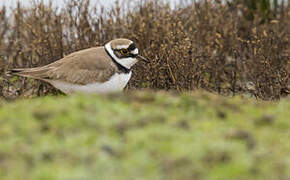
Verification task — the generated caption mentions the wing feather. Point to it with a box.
[8,47,117,85]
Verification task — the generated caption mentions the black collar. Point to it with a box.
[104,47,130,74]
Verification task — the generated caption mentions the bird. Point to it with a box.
[7,38,149,94]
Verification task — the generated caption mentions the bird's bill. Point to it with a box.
[137,55,149,63]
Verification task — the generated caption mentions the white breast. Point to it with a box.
[50,72,132,94]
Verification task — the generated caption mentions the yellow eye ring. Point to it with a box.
[120,49,129,55]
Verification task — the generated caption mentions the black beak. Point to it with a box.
[137,55,149,63]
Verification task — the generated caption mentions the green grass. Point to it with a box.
[0,91,289,180]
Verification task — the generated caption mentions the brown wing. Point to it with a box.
[8,47,117,85]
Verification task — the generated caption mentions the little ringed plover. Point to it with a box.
[7,38,148,94]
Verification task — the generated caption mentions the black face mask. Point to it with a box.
[128,43,137,51]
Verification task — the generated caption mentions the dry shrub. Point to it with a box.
[0,0,289,100]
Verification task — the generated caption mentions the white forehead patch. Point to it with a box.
[131,48,139,55]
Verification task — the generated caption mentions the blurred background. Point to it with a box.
[0,0,290,100]
[0,0,289,100]
[0,0,181,10]
[0,1,289,180]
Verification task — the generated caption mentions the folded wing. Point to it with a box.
[7,47,116,85]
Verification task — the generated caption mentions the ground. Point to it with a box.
[0,91,289,180]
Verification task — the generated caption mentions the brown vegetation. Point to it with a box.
[0,0,289,100]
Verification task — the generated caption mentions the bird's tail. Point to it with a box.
[5,67,50,80]
[5,68,29,77]
[6,69,22,76]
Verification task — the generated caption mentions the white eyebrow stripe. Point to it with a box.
[131,48,138,55]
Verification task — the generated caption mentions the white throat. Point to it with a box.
[105,43,138,69]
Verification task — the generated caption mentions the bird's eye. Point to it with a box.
[120,49,129,55]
